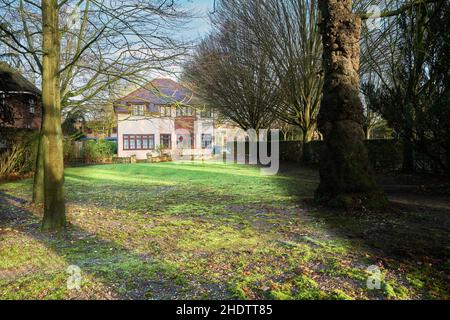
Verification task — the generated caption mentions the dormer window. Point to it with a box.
[159,105,172,117]
[131,104,145,116]
[29,99,35,114]
[176,106,194,117]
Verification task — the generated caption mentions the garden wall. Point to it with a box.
[279,139,404,172]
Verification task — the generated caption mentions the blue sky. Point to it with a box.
[179,0,215,41]
[145,0,215,79]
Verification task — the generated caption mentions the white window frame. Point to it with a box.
[131,104,145,116]
[201,134,213,149]
[159,105,172,117]
[176,106,194,117]
[28,98,36,114]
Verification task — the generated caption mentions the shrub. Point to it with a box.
[0,144,26,177]
[306,141,323,164]
[64,138,74,161]
[83,139,116,162]
[0,128,38,179]
[279,140,322,164]
[155,144,166,156]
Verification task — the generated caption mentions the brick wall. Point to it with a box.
[0,94,41,130]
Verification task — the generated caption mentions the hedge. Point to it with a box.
[83,139,116,163]
[279,139,404,172]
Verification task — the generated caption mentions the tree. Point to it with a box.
[360,82,390,139]
[314,0,440,206]
[40,0,65,229]
[1,0,190,201]
[184,21,279,132]
[363,0,450,174]
[1,0,190,229]
[209,0,323,161]
[315,0,382,207]
[61,108,85,137]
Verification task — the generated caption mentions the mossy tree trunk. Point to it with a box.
[41,0,66,230]
[315,0,385,208]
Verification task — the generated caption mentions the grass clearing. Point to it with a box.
[0,162,448,299]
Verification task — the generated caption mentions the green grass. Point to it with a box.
[0,162,448,300]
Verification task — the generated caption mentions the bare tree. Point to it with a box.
[0,0,190,229]
[225,0,323,157]
[184,19,279,132]
[0,0,190,108]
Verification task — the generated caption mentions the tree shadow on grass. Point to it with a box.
[273,164,450,293]
[0,191,194,300]
[274,163,450,261]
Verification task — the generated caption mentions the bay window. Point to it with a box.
[123,135,154,151]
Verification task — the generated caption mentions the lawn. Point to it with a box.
[0,162,448,300]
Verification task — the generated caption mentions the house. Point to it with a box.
[0,62,42,150]
[115,78,226,160]
[0,62,42,130]
[73,103,118,140]
[72,119,118,140]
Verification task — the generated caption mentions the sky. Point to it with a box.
[151,0,215,79]
[179,0,215,41]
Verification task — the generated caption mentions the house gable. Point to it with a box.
[114,78,202,115]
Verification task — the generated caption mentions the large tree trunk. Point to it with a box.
[315,0,385,208]
[32,133,44,204]
[41,0,66,230]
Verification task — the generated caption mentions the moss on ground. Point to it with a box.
[0,162,448,300]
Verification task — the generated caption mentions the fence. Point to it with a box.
[280,139,403,170]
[278,139,442,173]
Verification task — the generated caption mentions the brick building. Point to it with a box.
[0,62,42,131]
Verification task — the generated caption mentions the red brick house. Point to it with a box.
[0,62,42,131]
